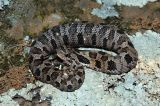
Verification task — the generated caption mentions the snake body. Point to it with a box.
[29,22,138,92]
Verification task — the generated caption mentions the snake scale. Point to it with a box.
[29,22,138,92]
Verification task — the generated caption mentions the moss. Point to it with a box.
[33,0,83,22]
[0,8,12,31]
[0,31,25,72]
[10,54,24,66]
[0,54,10,71]
[0,48,26,72]
[104,17,122,26]
[33,0,55,20]
[57,0,83,21]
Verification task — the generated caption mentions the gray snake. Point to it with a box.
[29,22,138,92]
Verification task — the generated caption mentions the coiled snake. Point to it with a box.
[29,22,138,92]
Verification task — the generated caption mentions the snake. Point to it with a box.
[29,22,138,92]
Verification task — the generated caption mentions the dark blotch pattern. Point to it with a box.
[30,47,42,54]
[51,39,57,48]
[92,34,96,46]
[61,80,67,85]
[103,38,107,48]
[43,47,50,54]
[44,63,51,66]
[77,71,83,77]
[98,51,105,55]
[63,35,69,45]
[107,60,116,70]
[99,26,109,35]
[124,54,133,64]
[67,85,72,90]
[35,68,41,76]
[117,29,125,34]
[38,35,48,44]
[89,52,97,59]
[77,33,84,46]
[117,36,126,45]
[108,29,115,40]
[46,75,50,81]
[76,54,90,64]
[68,75,73,80]
[128,41,134,48]
[101,56,108,61]
[84,23,94,34]
[95,60,101,68]
[51,72,59,80]
[119,47,128,53]
[42,67,50,74]
[34,59,43,66]
[78,79,82,83]
[55,81,60,87]
[68,23,78,34]
[111,42,115,50]
[29,56,33,64]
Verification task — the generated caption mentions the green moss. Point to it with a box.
[33,0,54,20]
[57,0,83,21]
[0,31,25,71]
[10,54,24,66]
[104,17,122,26]
[153,7,160,13]
[0,49,25,71]
[33,0,83,22]
[0,54,10,71]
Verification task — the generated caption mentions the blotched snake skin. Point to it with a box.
[29,22,138,92]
